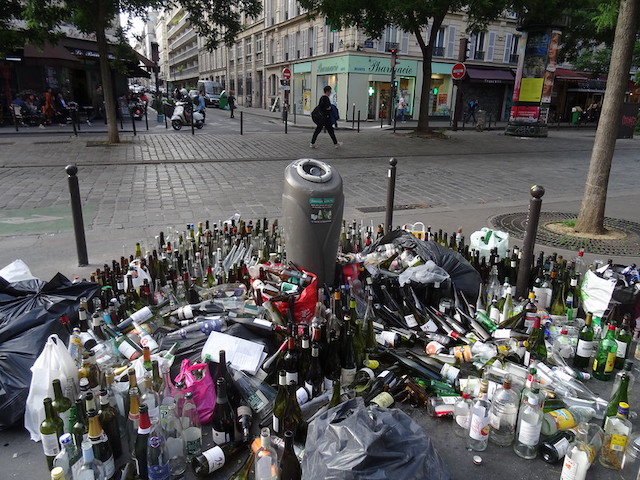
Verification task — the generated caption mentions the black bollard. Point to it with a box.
[284,108,288,134]
[393,111,397,133]
[144,105,149,131]
[66,165,89,266]
[380,115,383,129]
[240,111,244,135]
[516,185,546,299]
[191,114,195,135]
[352,103,355,130]
[119,107,124,130]
[357,110,361,133]
[131,110,137,136]
[164,104,168,129]
[385,158,398,234]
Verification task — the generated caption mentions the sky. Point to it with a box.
[120,13,145,45]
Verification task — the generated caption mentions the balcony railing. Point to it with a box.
[509,53,519,64]
[168,28,197,52]
[433,46,445,57]
[474,51,485,61]
[168,45,198,65]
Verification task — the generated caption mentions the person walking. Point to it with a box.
[227,91,236,118]
[41,88,56,127]
[396,94,406,122]
[310,85,342,148]
[196,91,206,122]
[466,98,479,125]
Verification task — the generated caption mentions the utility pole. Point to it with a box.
[452,38,468,131]
[387,43,399,125]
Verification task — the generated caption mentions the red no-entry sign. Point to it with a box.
[282,68,292,79]
[451,63,466,80]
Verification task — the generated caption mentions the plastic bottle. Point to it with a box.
[513,387,543,459]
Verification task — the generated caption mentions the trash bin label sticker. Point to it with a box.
[309,197,334,224]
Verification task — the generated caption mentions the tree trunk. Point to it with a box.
[95,1,120,144]
[574,0,639,234]
[414,15,445,133]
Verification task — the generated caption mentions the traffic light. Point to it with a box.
[393,80,399,87]
[433,87,439,95]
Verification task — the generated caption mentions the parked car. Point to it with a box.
[197,80,224,107]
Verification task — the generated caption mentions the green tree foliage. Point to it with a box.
[5,0,261,143]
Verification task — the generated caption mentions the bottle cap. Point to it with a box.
[51,467,65,480]
[59,433,73,445]
[473,455,483,465]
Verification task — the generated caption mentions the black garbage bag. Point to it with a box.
[363,229,481,303]
[302,397,451,480]
[0,273,99,428]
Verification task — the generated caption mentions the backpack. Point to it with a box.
[311,106,324,125]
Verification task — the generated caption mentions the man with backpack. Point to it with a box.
[310,86,342,148]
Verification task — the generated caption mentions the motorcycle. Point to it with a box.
[129,99,146,120]
[171,101,204,130]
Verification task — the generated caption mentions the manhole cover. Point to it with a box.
[490,211,640,256]
[357,204,430,213]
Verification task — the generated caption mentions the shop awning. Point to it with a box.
[466,67,514,84]
[554,68,589,80]
[23,44,78,62]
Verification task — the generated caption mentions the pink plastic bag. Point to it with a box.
[174,359,216,423]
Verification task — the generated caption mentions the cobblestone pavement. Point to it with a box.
[0,124,638,279]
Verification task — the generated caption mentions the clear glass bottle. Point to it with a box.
[560,424,591,480]
[467,379,491,451]
[254,427,279,480]
[489,377,519,447]
[160,403,186,477]
[452,389,473,439]
[146,412,171,480]
[53,433,80,480]
[513,387,543,459]
[78,440,106,480]
[181,392,202,460]
[600,402,633,470]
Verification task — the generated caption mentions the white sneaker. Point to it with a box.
[86,120,92,126]
[39,124,46,129]
[310,143,318,149]
[334,142,343,148]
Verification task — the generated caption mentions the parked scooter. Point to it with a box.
[171,101,204,130]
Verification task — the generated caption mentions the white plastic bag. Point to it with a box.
[25,334,78,442]
[580,270,616,317]
[469,228,509,260]
[0,259,37,282]
[398,260,450,286]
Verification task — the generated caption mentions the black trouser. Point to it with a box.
[311,121,337,144]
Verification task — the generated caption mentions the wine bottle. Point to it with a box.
[593,324,618,381]
[282,328,299,386]
[539,430,575,464]
[41,397,63,470]
[87,407,115,479]
[272,371,287,437]
[304,343,324,398]
[340,327,357,387]
[604,369,630,419]
[191,442,246,477]
[236,405,253,442]
[615,314,632,370]
[573,312,594,369]
[212,378,236,444]
[98,389,123,459]
[52,379,73,435]
[279,430,302,480]
[210,350,241,409]
[164,299,224,321]
[524,315,547,366]
[116,300,169,331]
[282,380,303,439]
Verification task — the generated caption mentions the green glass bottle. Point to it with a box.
[280,430,302,480]
[41,397,63,470]
[282,380,303,439]
[327,379,342,409]
[593,324,618,381]
[604,371,630,420]
[524,315,547,366]
[573,312,595,369]
[549,272,567,318]
[272,371,287,437]
[51,379,73,434]
[614,315,632,370]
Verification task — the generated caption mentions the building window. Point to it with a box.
[245,38,252,64]
[256,33,263,61]
[284,35,289,61]
[470,32,486,60]
[433,27,445,57]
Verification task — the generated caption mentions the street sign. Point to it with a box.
[282,68,291,79]
[451,63,466,80]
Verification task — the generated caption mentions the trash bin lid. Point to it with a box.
[293,159,333,183]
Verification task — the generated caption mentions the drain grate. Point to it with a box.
[33,141,70,145]
[357,203,430,213]
[491,211,640,256]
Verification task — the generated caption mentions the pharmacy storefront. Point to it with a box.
[298,55,419,121]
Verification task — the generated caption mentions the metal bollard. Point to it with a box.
[357,111,361,133]
[144,106,149,131]
[516,185,545,299]
[119,107,124,130]
[164,105,168,129]
[284,108,288,134]
[385,158,398,234]
[131,110,137,136]
[352,103,355,130]
[380,115,384,129]
[191,115,195,135]
[393,111,397,133]
[66,165,89,266]
[240,111,243,135]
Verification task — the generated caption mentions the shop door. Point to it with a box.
[368,82,390,119]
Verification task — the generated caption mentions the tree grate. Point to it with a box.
[490,211,640,256]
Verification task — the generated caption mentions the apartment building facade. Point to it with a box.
[154,3,522,121]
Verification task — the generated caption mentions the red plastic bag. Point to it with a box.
[255,270,318,324]
[174,359,216,423]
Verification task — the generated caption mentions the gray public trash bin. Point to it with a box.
[282,158,344,287]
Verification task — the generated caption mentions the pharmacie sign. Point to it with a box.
[316,56,418,76]
[368,59,416,76]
